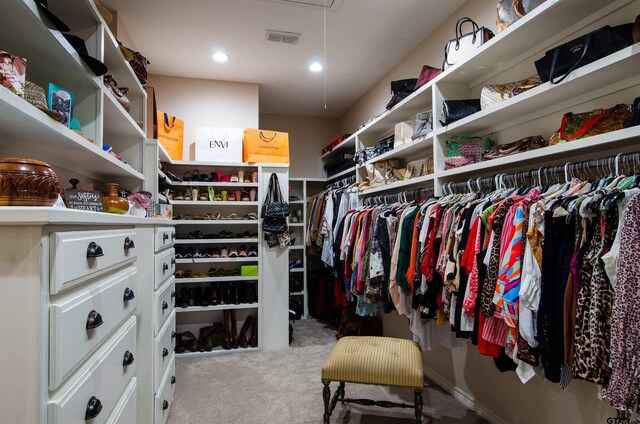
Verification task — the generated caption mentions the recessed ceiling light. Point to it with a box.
[309,62,323,72]
[213,52,229,62]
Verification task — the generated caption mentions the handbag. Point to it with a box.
[444,155,477,170]
[623,97,640,129]
[404,156,434,180]
[394,121,414,147]
[385,79,418,110]
[439,99,481,126]
[445,135,494,169]
[534,22,634,84]
[262,173,289,218]
[365,162,386,188]
[103,75,130,112]
[496,0,546,33]
[412,110,433,140]
[354,146,379,165]
[377,134,395,155]
[549,104,631,145]
[157,111,184,160]
[262,216,288,234]
[482,135,547,160]
[384,159,405,183]
[243,129,290,164]
[480,75,542,109]
[118,42,150,86]
[415,65,442,90]
[443,17,494,70]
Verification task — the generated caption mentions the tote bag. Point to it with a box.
[243,129,290,164]
[157,111,184,160]
[195,127,243,163]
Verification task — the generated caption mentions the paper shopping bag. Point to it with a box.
[157,111,184,160]
[243,129,289,164]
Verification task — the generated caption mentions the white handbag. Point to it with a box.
[394,121,414,148]
[366,163,386,188]
[443,18,494,70]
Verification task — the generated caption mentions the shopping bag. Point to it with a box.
[195,127,243,163]
[243,129,290,164]
[157,111,184,160]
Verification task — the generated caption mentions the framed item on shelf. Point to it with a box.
[195,127,243,163]
[0,50,26,97]
[48,83,74,127]
[63,188,104,212]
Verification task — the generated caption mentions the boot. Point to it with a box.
[222,284,231,305]
[201,286,211,307]
[198,325,216,352]
[247,282,257,304]
[249,315,258,348]
[238,315,254,348]
[179,287,189,308]
[175,332,186,353]
[230,310,239,349]
[238,281,248,304]
[222,310,231,350]
[210,283,219,306]
[181,331,198,352]
[231,284,239,305]
[207,322,225,349]
[195,287,204,307]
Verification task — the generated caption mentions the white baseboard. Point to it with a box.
[424,367,510,424]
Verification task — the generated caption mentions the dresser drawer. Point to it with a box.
[154,248,175,289]
[50,229,138,294]
[49,267,137,390]
[154,312,176,391]
[106,377,137,424]
[48,317,137,424]
[155,227,175,253]
[154,354,176,424]
[154,278,176,335]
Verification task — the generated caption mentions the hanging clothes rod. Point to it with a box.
[363,187,434,206]
[325,174,355,189]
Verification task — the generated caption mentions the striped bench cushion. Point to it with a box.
[321,336,423,389]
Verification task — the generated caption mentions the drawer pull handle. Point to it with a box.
[123,288,135,301]
[86,310,103,330]
[171,257,176,265]
[171,376,176,384]
[162,301,169,310]
[171,331,177,339]
[124,237,135,249]
[162,400,169,410]
[163,233,169,241]
[171,290,176,299]
[123,351,135,367]
[162,347,169,357]
[86,242,104,258]
[171,233,175,241]
[163,263,169,272]
[85,396,103,420]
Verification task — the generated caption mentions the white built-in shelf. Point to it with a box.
[356,135,434,170]
[159,142,172,163]
[171,201,259,206]
[170,160,260,167]
[289,268,304,273]
[176,257,259,264]
[289,200,305,204]
[174,220,259,225]
[102,87,146,140]
[320,135,356,159]
[290,291,304,296]
[437,44,640,136]
[158,169,168,180]
[0,207,171,226]
[326,166,356,181]
[289,223,305,227]
[175,304,259,313]
[289,246,304,250]
[170,182,259,187]
[0,87,144,182]
[175,276,259,283]
[175,347,259,357]
[175,238,259,244]
[358,174,435,196]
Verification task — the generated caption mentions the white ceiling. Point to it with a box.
[101,0,465,118]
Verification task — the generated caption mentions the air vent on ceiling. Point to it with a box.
[254,0,343,12]
[266,30,301,44]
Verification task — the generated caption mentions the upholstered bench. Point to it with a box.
[321,336,424,423]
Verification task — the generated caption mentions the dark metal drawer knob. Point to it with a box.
[86,310,103,330]
[162,400,169,410]
[123,350,134,367]
[171,331,176,339]
[171,233,175,241]
[85,396,103,420]
[162,301,168,310]
[124,237,135,249]
[163,233,169,241]
[170,290,176,299]
[171,257,176,265]
[86,242,104,258]
[171,376,176,384]
[123,288,135,301]
[163,263,169,272]
[162,347,169,357]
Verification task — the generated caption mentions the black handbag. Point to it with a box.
[624,97,640,129]
[262,173,289,218]
[377,134,395,155]
[439,99,481,126]
[262,216,288,234]
[534,23,634,84]
[385,79,418,110]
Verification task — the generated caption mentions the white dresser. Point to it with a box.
[0,208,174,424]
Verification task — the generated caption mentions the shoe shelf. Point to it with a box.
[169,160,260,168]
[289,200,304,204]
[171,201,259,206]
[175,276,259,283]
[169,181,259,187]
[173,220,260,225]
[175,347,259,357]
[175,304,258,313]
[175,258,259,264]
[289,268,304,273]
[289,245,304,250]
[175,238,259,244]
[102,87,146,139]
[290,291,304,296]
[289,223,305,227]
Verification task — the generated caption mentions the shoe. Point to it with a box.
[210,172,219,182]
[175,332,187,353]
[237,170,244,182]
[247,282,258,303]
[183,171,192,182]
[188,288,195,306]
[182,331,198,352]
[229,247,238,258]
[220,247,229,258]
[238,315,254,348]
[179,287,189,308]
[238,245,247,257]
[248,246,258,257]
[251,171,258,183]
[230,175,239,183]
[238,281,248,303]
[230,310,239,349]
[249,316,258,348]
[201,286,211,307]
[231,284,239,304]
[222,284,231,305]
[228,192,236,201]
[175,246,185,259]
[241,189,251,201]
[192,170,200,182]
[211,247,221,258]
[222,310,232,350]
[210,283,219,306]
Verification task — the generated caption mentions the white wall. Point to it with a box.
[148,74,259,161]
[260,113,340,179]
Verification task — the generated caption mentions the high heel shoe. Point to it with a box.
[238,315,254,348]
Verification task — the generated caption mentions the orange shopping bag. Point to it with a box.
[157,111,184,160]
[243,129,289,164]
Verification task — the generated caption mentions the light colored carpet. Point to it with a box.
[168,319,490,424]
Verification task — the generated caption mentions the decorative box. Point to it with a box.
[241,265,258,277]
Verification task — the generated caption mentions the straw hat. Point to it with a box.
[24,81,64,122]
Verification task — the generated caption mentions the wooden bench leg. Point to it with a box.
[323,382,331,424]
[414,389,423,424]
